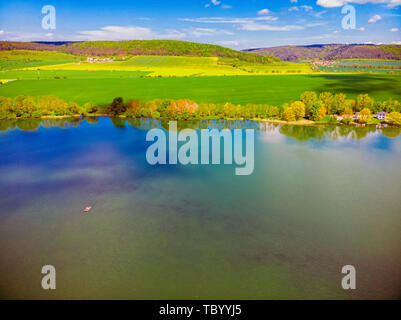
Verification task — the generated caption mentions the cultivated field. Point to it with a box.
[0,50,78,71]
[1,72,400,106]
[1,47,400,107]
[21,55,312,76]
[316,59,401,74]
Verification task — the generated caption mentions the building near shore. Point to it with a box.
[377,112,387,121]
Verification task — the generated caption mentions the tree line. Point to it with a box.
[1,92,401,125]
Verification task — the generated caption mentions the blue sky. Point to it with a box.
[0,0,400,49]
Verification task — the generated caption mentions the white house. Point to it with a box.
[377,112,387,121]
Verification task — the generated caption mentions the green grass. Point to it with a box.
[1,73,400,106]
[0,70,150,80]
[23,55,311,76]
[0,50,79,71]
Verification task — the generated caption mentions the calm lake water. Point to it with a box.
[0,118,400,299]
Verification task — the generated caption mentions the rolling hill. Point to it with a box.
[244,44,401,61]
[0,40,279,64]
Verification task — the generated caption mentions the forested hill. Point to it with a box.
[0,40,280,64]
[243,44,401,61]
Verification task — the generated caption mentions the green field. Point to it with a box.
[0,70,150,80]
[24,55,311,76]
[0,50,78,71]
[1,72,400,106]
[317,59,401,74]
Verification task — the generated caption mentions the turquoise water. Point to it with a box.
[0,118,400,299]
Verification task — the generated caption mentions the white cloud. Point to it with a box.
[391,40,401,44]
[289,6,299,11]
[306,22,328,27]
[387,0,401,7]
[368,14,382,23]
[258,9,270,15]
[316,0,346,7]
[218,40,239,46]
[238,23,304,31]
[390,27,399,32]
[0,30,4,35]
[290,0,298,3]
[317,0,401,8]
[205,1,232,9]
[301,5,313,11]
[77,26,186,41]
[179,16,278,24]
[186,27,233,37]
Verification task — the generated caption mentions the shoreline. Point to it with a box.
[1,114,399,128]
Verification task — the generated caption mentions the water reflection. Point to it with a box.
[0,117,400,141]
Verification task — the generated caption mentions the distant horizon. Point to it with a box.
[1,39,400,52]
[0,0,400,49]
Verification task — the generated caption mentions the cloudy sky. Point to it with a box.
[0,0,400,49]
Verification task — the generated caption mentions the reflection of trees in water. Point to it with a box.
[111,118,126,129]
[0,118,85,131]
[1,117,400,141]
[279,125,332,142]
[0,120,17,131]
[85,117,99,124]
[278,124,396,141]
[41,118,84,129]
[382,126,401,138]
[16,119,42,131]
[126,118,162,130]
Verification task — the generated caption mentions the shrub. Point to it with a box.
[358,108,371,123]
[169,99,198,119]
[341,117,353,125]
[281,106,296,122]
[387,112,401,125]
[319,92,333,114]
[68,102,80,115]
[317,106,327,121]
[156,100,171,118]
[32,109,43,118]
[300,91,318,118]
[124,109,135,118]
[126,99,142,117]
[291,101,306,120]
[356,94,374,112]
[320,115,338,123]
[109,97,126,116]
[333,93,346,114]
[83,102,98,114]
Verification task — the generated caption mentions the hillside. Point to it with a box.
[244,44,401,61]
[0,40,280,64]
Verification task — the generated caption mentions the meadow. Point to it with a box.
[0,50,78,71]
[1,72,401,106]
[316,59,401,74]
[22,55,311,76]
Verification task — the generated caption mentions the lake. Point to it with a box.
[0,118,400,299]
